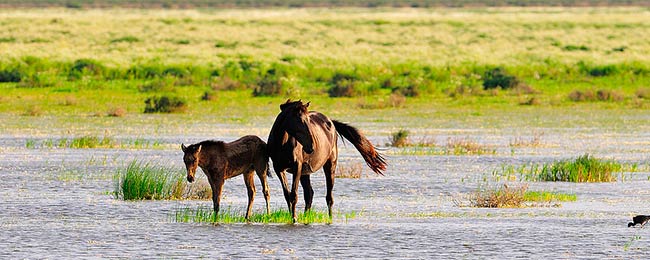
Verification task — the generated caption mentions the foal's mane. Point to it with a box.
[192,140,226,152]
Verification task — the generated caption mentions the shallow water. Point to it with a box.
[1,112,650,258]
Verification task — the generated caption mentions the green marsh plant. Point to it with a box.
[172,206,356,224]
[494,154,624,182]
[114,160,183,200]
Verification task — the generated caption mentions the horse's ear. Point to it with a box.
[196,145,202,154]
[280,99,292,111]
[181,143,187,152]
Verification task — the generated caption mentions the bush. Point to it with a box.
[253,74,284,97]
[568,89,595,102]
[138,77,176,92]
[201,91,216,101]
[328,72,360,97]
[210,76,245,90]
[144,96,187,113]
[110,36,140,43]
[588,65,618,77]
[636,88,650,99]
[68,59,105,80]
[482,67,520,90]
[392,85,419,97]
[568,89,624,102]
[0,68,22,82]
[596,89,624,102]
[388,129,410,147]
[563,45,590,51]
[108,107,126,117]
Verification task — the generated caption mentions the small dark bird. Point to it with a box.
[628,215,650,227]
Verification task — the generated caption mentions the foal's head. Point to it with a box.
[280,100,314,154]
[181,143,202,183]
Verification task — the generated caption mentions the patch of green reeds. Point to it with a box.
[523,191,577,202]
[114,160,183,200]
[172,206,357,224]
[526,154,621,182]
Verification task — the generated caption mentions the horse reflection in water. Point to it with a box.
[267,100,387,223]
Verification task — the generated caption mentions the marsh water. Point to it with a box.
[1,110,650,258]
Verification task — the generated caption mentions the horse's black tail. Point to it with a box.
[332,120,387,175]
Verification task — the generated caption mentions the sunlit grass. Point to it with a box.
[114,160,183,200]
[25,137,164,149]
[523,191,577,202]
[171,206,357,224]
[492,154,634,182]
[387,136,495,156]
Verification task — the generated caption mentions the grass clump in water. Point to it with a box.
[529,154,621,182]
[172,206,355,224]
[69,135,114,148]
[469,183,527,208]
[114,160,183,200]
[523,191,577,202]
[463,183,577,208]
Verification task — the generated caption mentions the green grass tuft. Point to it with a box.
[172,206,356,224]
[523,191,577,202]
[529,154,621,182]
[114,160,183,200]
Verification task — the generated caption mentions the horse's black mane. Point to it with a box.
[280,99,308,113]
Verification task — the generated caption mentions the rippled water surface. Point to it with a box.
[2,111,650,258]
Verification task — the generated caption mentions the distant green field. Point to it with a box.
[0,7,649,116]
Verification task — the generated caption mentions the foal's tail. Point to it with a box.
[332,120,387,175]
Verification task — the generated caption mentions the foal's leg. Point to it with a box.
[209,176,225,222]
[256,169,271,215]
[300,175,314,213]
[323,159,336,218]
[243,171,256,220]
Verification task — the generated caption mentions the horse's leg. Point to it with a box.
[211,176,225,222]
[324,159,336,218]
[300,175,314,213]
[256,166,271,215]
[275,168,291,210]
[243,171,256,220]
[290,165,302,223]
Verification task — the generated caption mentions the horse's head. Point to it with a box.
[181,143,202,183]
[280,99,314,154]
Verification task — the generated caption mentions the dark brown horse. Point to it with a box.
[268,100,386,222]
[181,135,271,220]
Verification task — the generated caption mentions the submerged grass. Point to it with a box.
[172,206,357,224]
